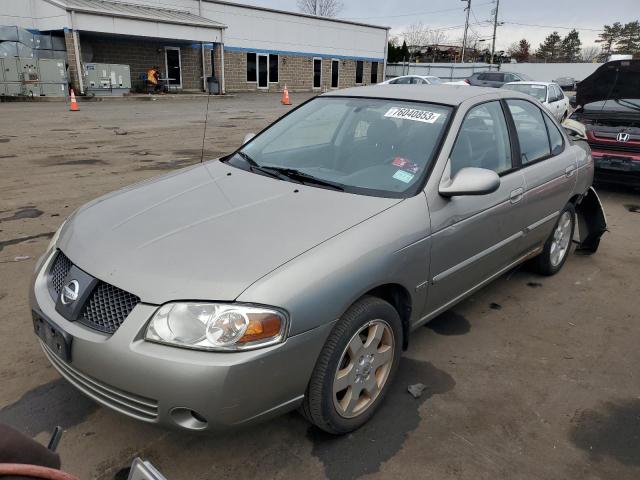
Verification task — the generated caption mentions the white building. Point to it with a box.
[0,0,389,94]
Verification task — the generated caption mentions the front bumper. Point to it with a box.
[30,251,333,430]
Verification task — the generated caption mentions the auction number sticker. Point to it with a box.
[393,170,415,183]
[384,107,441,124]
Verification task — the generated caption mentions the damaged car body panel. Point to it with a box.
[575,187,607,254]
[570,59,640,187]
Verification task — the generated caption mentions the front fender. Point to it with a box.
[575,187,607,254]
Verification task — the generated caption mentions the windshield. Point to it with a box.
[503,83,547,102]
[231,97,453,197]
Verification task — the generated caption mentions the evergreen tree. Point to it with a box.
[617,21,640,55]
[561,29,582,62]
[595,22,622,59]
[536,32,562,62]
[400,40,410,62]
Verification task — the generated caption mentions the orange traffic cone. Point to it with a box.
[69,89,79,111]
[281,85,291,105]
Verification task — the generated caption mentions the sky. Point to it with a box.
[236,0,639,52]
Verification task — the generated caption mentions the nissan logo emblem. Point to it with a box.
[617,132,630,143]
[61,280,80,305]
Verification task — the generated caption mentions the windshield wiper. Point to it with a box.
[234,152,285,180]
[260,166,345,191]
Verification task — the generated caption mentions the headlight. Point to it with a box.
[144,303,288,351]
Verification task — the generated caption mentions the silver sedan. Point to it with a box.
[30,86,606,434]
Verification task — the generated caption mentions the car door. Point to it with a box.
[505,99,577,251]
[546,85,560,120]
[425,100,528,314]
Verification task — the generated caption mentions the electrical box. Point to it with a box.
[84,62,131,95]
[38,58,67,97]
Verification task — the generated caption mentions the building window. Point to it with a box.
[355,60,363,84]
[247,52,257,82]
[269,54,279,83]
[371,62,378,84]
[331,59,339,88]
[313,58,322,89]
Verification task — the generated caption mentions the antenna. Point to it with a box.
[200,88,212,163]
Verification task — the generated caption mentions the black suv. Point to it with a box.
[466,71,531,88]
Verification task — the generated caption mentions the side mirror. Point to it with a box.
[439,167,500,197]
[242,133,256,145]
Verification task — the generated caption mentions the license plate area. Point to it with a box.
[599,156,632,171]
[33,311,72,361]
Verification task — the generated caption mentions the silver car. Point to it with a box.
[30,86,606,434]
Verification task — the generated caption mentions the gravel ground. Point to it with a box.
[0,93,638,480]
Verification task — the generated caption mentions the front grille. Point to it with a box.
[41,343,159,421]
[48,250,140,335]
[78,282,140,334]
[588,142,640,154]
[49,251,72,295]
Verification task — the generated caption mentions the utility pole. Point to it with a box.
[490,0,500,65]
[460,0,471,63]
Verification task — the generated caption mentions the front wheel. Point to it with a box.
[530,203,575,275]
[300,296,402,434]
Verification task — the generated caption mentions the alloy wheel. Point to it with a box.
[550,211,572,267]
[332,320,395,419]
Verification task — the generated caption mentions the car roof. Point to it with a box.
[504,81,554,86]
[323,84,529,106]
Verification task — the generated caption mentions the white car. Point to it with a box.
[380,75,465,86]
[502,81,570,121]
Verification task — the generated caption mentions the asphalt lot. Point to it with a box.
[0,93,639,480]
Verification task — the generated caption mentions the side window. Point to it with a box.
[246,52,257,82]
[450,101,512,176]
[395,77,411,84]
[507,99,551,164]
[544,114,564,155]
[504,73,516,83]
[554,85,564,101]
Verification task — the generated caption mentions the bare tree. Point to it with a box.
[580,45,601,62]
[402,22,430,60]
[297,0,343,17]
[426,29,448,47]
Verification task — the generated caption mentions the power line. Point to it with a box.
[502,21,603,32]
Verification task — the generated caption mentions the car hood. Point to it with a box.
[59,161,401,304]
[576,59,640,106]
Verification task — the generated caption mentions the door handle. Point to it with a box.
[565,165,576,177]
[510,187,524,204]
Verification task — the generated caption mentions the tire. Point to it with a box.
[530,203,576,276]
[300,296,402,434]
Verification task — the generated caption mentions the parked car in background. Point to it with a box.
[555,76,577,91]
[570,59,640,187]
[466,71,532,88]
[380,75,444,85]
[380,75,467,86]
[502,81,570,121]
[31,86,606,436]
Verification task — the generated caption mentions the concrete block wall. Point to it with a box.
[223,50,380,93]
[82,36,209,92]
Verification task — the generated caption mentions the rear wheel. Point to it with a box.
[300,296,402,434]
[530,203,575,275]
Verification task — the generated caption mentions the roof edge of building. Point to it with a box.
[203,0,390,31]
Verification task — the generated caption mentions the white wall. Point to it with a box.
[98,0,388,60]
[2,0,386,60]
[505,63,602,82]
[387,62,603,82]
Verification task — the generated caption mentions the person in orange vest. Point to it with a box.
[146,66,160,93]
